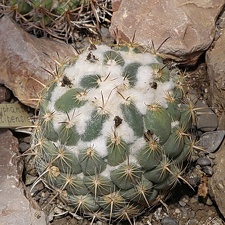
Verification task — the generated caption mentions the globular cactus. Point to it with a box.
[1,0,109,41]
[31,43,195,223]
[8,0,88,20]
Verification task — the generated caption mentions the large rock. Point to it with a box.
[209,138,225,218]
[110,0,225,65]
[206,12,225,218]
[0,129,47,225]
[0,16,76,108]
[206,27,225,129]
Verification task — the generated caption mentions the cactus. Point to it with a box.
[31,43,195,222]
[1,0,111,42]
[8,0,88,18]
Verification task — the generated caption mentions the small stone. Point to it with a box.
[178,196,189,207]
[178,200,187,207]
[0,86,11,103]
[187,176,201,187]
[180,207,189,218]
[205,196,213,206]
[189,196,199,204]
[19,142,30,153]
[189,210,196,219]
[197,157,212,167]
[161,216,178,225]
[208,153,216,159]
[174,208,181,214]
[30,181,45,197]
[200,196,213,206]
[186,219,199,225]
[195,100,218,132]
[25,174,37,186]
[22,135,31,143]
[202,166,214,176]
[198,130,225,153]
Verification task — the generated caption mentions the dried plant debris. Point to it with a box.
[0,0,112,43]
[198,175,208,198]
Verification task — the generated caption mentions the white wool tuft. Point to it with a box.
[129,137,146,156]
[101,116,136,144]
[171,120,180,128]
[46,45,178,171]
[51,85,70,104]
[75,103,95,135]
[120,50,158,65]
[128,155,140,166]
[153,80,175,108]
[115,120,136,144]
[101,164,115,178]
[75,136,107,158]
[135,66,154,90]
[66,145,79,157]
[90,136,108,158]
[101,119,116,139]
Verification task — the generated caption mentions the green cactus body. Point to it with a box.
[8,0,88,26]
[32,44,195,222]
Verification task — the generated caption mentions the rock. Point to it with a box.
[197,157,212,167]
[161,216,178,225]
[198,131,225,153]
[195,100,218,131]
[178,200,187,207]
[0,86,12,103]
[202,166,214,176]
[110,0,224,65]
[206,26,225,129]
[187,176,201,188]
[0,129,47,225]
[0,16,76,108]
[111,0,122,12]
[19,141,30,153]
[209,138,225,218]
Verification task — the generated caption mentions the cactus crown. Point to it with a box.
[32,43,193,222]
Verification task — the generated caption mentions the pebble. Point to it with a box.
[188,210,196,219]
[208,153,216,159]
[0,86,12,103]
[19,142,30,153]
[197,157,212,166]
[205,196,213,206]
[161,217,178,225]
[25,174,37,186]
[174,208,181,214]
[179,200,187,207]
[179,196,189,207]
[95,221,104,225]
[188,176,201,187]
[198,130,225,153]
[189,196,199,204]
[195,100,218,132]
[202,165,214,176]
[187,219,199,225]
[29,181,45,197]
[22,135,31,143]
